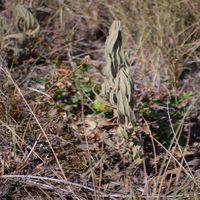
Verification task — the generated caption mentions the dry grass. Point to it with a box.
[0,0,200,199]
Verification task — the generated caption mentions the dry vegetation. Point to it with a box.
[0,0,200,199]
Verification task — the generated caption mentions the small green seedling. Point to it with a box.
[92,98,112,113]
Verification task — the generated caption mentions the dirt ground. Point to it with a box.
[0,1,200,200]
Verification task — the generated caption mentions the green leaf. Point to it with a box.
[32,75,49,84]
[178,91,195,103]
[52,89,66,101]
[92,98,111,113]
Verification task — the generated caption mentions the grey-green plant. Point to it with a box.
[2,4,40,55]
[99,20,135,129]
[1,4,40,53]
[13,4,40,35]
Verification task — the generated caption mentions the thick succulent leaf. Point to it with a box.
[109,89,117,106]
[117,91,125,116]
[104,20,126,78]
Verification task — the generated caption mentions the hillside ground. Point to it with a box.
[0,1,200,199]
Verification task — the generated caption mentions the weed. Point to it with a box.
[140,91,194,145]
